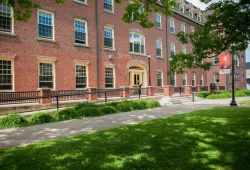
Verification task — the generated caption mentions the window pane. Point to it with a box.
[170,74,175,86]
[129,33,145,54]
[157,71,162,87]
[104,27,113,48]
[104,0,113,11]
[38,11,53,39]
[39,63,53,88]
[75,20,86,44]
[0,3,11,32]
[156,14,161,28]
[105,68,114,88]
[0,60,12,90]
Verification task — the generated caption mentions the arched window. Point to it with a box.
[129,32,145,54]
[233,55,240,66]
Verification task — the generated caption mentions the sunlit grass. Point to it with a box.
[0,107,250,170]
[239,100,250,105]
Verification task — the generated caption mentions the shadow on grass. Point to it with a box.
[0,107,250,170]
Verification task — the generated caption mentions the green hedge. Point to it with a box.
[198,89,250,99]
[0,100,161,129]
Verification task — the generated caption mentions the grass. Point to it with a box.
[0,107,250,170]
[239,100,250,105]
[197,89,250,99]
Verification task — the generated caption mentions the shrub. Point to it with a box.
[117,102,133,112]
[54,108,79,121]
[0,114,28,129]
[235,91,247,97]
[147,100,161,108]
[131,100,146,110]
[206,92,231,99]
[78,107,103,117]
[197,92,211,98]
[242,90,250,96]
[29,112,54,125]
[74,102,96,111]
[100,106,118,114]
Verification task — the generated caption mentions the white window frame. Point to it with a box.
[0,58,14,91]
[181,46,186,54]
[104,26,114,50]
[105,67,115,88]
[198,15,202,22]
[182,72,187,85]
[179,3,184,14]
[156,13,162,29]
[200,73,204,86]
[192,73,196,86]
[37,9,55,40]
[74,0,87,5]
[170,72,176,86]
[233,55,240,66]
[156,40,162,58]
[38,62,55,89]
[214,73,220,83]
[170,19,175,33]
[74,18,88,45]
[189,9,193,18]
[129,32,146,55]
[157,70,163,87]
[75,64,88,89]
[170,44,175,58]
[104,0,114,13]
[0,3,14,34]
[181,23,185,33]
[213,56,219,65]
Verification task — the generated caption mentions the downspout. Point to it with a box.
[95,0,99,90]
[166,14,169,85]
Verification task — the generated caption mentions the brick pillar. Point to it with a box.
[164,85,174,96]
[184,85,192,95]
[207,85,211,92]
[216,86,220,91]
[39,88,52,104]
[120,86,130,98]
[88,87,97,101]
[147,86,155,96]
[197,85,201,93]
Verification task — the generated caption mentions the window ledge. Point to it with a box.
[0,90,13,92]
[103,10,115,15]
[170,32,175,35]
[76,88,88,90]
[129,52,147,57]
[74,43,90,48]
[0,32,17,37]
[155,27,163,31]
[104,48,116,52]
[36,37,56,43]
[156,57,163,59]
[73,0,88,6]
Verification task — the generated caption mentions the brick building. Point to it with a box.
[0,0,246,92]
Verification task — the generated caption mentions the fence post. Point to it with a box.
[192,93,194,102]
[120,86,130,98]
[39,88,52,104]
[56,96,59,109]
[105,91,107,102]
[180,86,182,95]
[87,87,98,101]
[146,86,154,96]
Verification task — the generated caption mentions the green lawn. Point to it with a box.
[239,100,250,105]
[0,107,250,170]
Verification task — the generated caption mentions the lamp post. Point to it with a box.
[147,54,151,86]
[230,53,237,106]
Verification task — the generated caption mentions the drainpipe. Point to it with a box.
[166,14,169,85]
[95,0,99,90]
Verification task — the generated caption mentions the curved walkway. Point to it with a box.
[0,97,249,149]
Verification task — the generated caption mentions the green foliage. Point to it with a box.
[199,89,250,99]
[117,102,134,112]
[78,107,103,117]
[54,108,79,120]
[147,100,161,108]
[29,112,54,125]
[100,106,118,114]
[74,102,96,111]
[197,92,211,98]
[206,92,232,99]
[0,114,28,128]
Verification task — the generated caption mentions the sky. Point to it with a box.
[186,0,250,62]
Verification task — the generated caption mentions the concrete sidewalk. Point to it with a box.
[0,97,249,149]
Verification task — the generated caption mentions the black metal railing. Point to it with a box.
[174,86,183,95]
[181,86,195,102]
[51,90,88,101]
[219,86,226,91]
[201,86,208,92]
[192,86,197,92]
[0,91,40,105]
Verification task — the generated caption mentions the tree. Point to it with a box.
[2,0,250,73]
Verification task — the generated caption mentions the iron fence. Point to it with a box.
[51,90,88,101]
[192,87,197,92]
[219,86,226,91]
[201,86,208,92]
[0,91,40,105]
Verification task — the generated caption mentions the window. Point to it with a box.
[181,46,186,54]
[182,72,187,85]
[105,68,114,88]
[192,73,196,86]
[38,10,54,39]
[170,44,175,58]
[233,55,239,66]
[0,60,12,90]
[200,73,204,86]
[0,3,12,33]
[77,0,86,4]
[104,27,114,49]
[76,65,87,88]
[198,15,201,22]
[170,73,175,86]
[213,56,219,65]
[74,19,87,45]
[104,0,113,12]
[170,19,175,33]
[157,71,163,87]
[181,24,185,32]
[129,32,145,54]
[234,73,240,81]
[214,73,220,83]
[189,9,193,18]
[179,4,184,13]
[156,14,162,29]
[39,63,53,88]
[156,40,162,57]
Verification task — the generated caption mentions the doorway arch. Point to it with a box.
[128,63,147,88]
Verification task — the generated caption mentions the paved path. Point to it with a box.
[0,97,249,149]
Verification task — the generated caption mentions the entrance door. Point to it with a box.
[134,73,140,86]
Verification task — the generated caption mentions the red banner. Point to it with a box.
[219,52,231,69]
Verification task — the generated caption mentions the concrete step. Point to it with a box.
[159,95,204,105]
